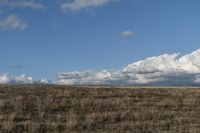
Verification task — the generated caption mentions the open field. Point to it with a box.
[0,85,200,132]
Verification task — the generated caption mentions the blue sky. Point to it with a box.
[0,0,200,85]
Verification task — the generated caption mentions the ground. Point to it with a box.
[0,85,200,133]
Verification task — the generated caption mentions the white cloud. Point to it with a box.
[0,74,13,84]
[60,0,118,11]
[56,70,112,85]
[1,49,200,86]
[56,49,200,86]
[39,79,52,84]
[0,0,44,9]
[122,31,134,38]
[12,1,43,9]
[15,74,34,84]
[122,50,200,85]
[0,15,27,30]
[0,74,33,84]
[0,74,51,84]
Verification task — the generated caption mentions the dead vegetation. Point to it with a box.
[0,85,200,132]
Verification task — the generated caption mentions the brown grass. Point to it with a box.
[0,85,200,132]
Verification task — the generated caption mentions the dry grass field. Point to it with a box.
[0,85,200,132]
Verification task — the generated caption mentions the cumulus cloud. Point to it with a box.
[0,0,44,9]
[1,49,200,86]
[60,0,118,11]
[15,74,34,84]
[0,74,13,84]
[0,74,32,84]
[39,79,52,84]
[56,49,200,86]
[122,50,200,85]
[56,70,112,85]
[0,15,27,30]
[0,74,52,84]
[121,31,134,38]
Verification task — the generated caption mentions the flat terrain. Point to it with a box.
[0,85,200,133]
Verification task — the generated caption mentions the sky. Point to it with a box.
[0,0,200,85]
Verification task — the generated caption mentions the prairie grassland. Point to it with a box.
[0,85,200,132]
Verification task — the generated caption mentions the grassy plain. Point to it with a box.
[0,85,200,132]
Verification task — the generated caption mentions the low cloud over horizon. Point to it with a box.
[1,49,200,86]
[0,74,50,84]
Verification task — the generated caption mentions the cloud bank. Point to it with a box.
[60,0,118,11]
[56,49,200,86]
[0,74,51,84]
[0,15,27,30]
[1,49,200,86]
